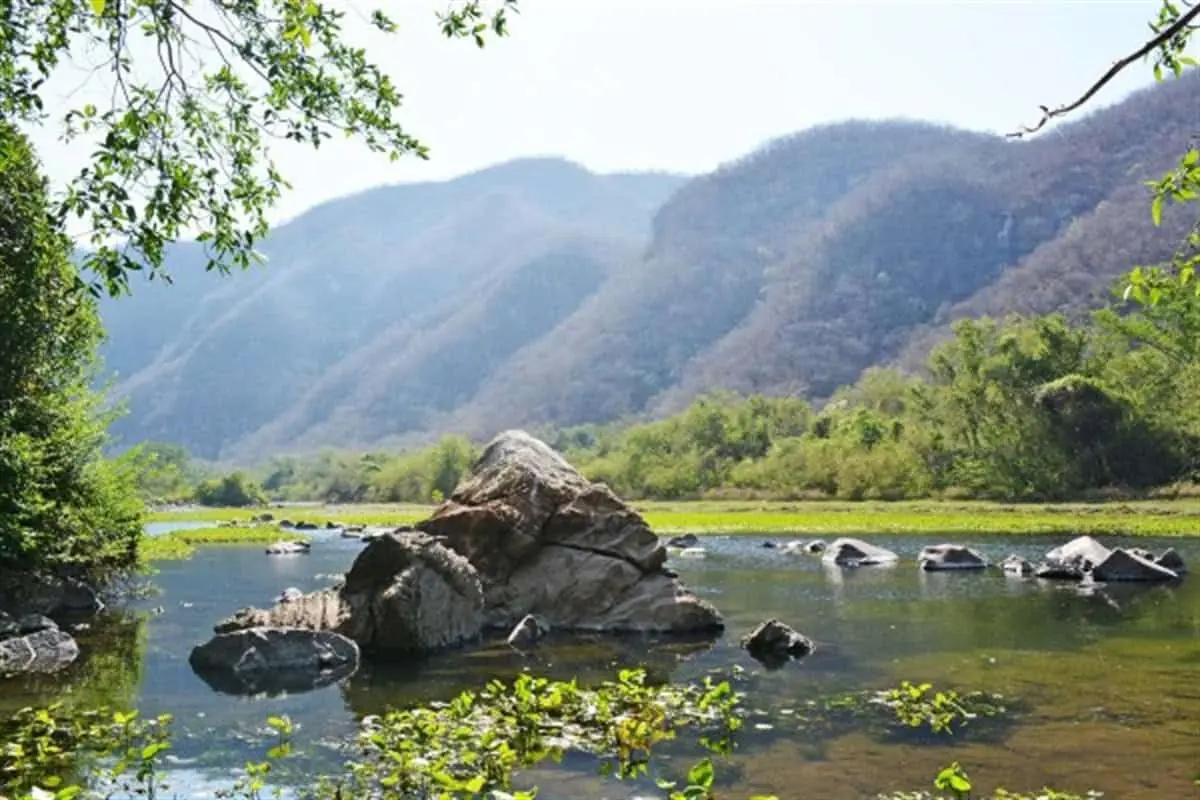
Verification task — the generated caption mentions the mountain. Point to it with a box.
[99,158,687,458]
[99,73,1200,459]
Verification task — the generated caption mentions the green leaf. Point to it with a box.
[1151,194,1164,226]
[88,0,105,15]
[687,758,715,789]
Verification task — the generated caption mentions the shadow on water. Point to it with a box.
[3,530,1199,798]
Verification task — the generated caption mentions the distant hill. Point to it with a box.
[99,74,1200,459]
[99,158,687,458]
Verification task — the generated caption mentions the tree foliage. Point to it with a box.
[0,0,518,296]
[0,122,142,579]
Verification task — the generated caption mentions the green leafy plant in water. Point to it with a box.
[0,704,174,799]
[876,681,1007,735]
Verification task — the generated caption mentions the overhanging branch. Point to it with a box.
[1009,2,1200,138]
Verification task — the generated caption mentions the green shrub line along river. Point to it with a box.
[6,505,1199,798]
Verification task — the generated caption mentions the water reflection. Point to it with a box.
[2,531,1197,798]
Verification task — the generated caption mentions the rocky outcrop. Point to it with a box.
[189,628,359,696]
[918,544,988,571]
[741,619,814,669]
[1035,536,1183,582]
[416,430,722,633]
[0,612,79,677]
[206,432,721,660]
[822,538,899,567]
[213,532,484,656]
[0,571,103,617]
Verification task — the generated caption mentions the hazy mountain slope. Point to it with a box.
[100,159,686,458]
[101,74,1200,458]
[447,122,995,435]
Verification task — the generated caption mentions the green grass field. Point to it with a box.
[146,499,1200,539]
[140,525,312,561]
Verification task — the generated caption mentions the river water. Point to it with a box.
[4,530,1198,798]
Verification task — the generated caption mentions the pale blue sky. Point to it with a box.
[29,0,1169,226]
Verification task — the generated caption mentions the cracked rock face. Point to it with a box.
[417,430,723,634]
[206,431,722,662]
[210,531,485,657]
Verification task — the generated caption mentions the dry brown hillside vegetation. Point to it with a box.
[100,73,1200,460]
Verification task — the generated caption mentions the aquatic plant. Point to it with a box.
[1,668,746,800]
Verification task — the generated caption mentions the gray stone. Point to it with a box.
[189,627,359,696]
[216,532,485,657]
[741,619,814,669]
[265,541,310,555]
[1000,555,1035,576]
[0,627,79,676]
[1036,536,1112,580]
[918,544,988,571]
[506,614,550,649]
[1156,548,1188,575]
[1091,549,1180,582]
[666,534,700,548]
[822,538,899,567]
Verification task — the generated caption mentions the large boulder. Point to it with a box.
[0,612,79,677]
[822,538,899,567]
[189,628,359,696]
[211,531,485,656]
[415,430,723,634]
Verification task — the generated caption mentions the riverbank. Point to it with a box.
[146,499,1200,538]
[140,526,312,561]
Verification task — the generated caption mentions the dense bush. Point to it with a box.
[193,472,268,507]
[0,123,142,580]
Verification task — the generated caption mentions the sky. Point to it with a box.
[27,0,1169,227]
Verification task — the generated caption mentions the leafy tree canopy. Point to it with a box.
[0,0,517,297]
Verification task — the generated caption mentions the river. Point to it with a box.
[4,529,1198,798]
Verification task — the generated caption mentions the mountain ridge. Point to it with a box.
[99,73,1200,460]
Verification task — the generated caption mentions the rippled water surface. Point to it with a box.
[5,530,1199,799]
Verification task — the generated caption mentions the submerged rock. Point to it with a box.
[1156,548,1188,575]
[265,541,310,555]
[1035,536,1112,580]
[1000,555,1035,576]
[1091,549,1179,582]
[741,618,814,669]
[805,539,828,555]
[918,544,988,571]
[822,538,899,568]
[189,628,359,696]
[506,614,550,649]
[416,430,723,634]
[1035,536,1182,582]
[666,534,700,549]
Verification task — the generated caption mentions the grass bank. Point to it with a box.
[139,525,311,562]
[147,499,1200,538]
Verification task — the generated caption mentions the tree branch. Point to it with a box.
[1009,2,1200,138]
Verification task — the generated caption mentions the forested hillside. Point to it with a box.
[100,73,1200,459]
[100,159,685,458]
